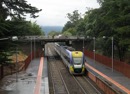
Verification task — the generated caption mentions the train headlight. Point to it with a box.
[70,66,74,72]
[82,66,85,72]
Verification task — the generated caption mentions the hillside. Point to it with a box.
[41,26,63,35]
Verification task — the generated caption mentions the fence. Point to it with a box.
[0,50,43,79]
[84,50,130,78]
[24,50,43,70]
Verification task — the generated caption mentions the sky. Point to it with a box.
[26,0,100,26]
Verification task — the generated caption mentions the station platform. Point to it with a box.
[0,57,49,94]
[85,56,130,94]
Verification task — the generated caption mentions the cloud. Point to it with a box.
[26,0,100,26]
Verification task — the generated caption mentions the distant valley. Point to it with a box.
[41,26,63,35]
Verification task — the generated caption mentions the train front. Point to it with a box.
[69,51,85,75]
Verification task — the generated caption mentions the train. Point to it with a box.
[54,43,86,75]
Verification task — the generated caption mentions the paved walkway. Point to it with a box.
[0,57,49,94]
[85,56,130,94]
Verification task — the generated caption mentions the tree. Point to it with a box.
[97,0,130,61]
[0,0,43,76]
[0,20,44,36]
[62,0,130,62]
[0,20,10,37]
[0,0,42,20]
[62,21,74,32]
[84,0,130,61]
[48,31,60,38]
[24,21,44,35]
[67,10,81,25]
[0,40,14,66]
[62,10,82,35]
[63,31,72,36]
[63,28,75,36]
[0,0,42,37]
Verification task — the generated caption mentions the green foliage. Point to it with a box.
[0,0,42,66]
[0,52,12,66]
[63,28,75,36]
[0,20,44,37]
[0,0,43,37]
[67,10,81,25]
[0,20,11,37]
[62,10,83,36]
[62,0,130,62]
[82,0,130,61]
[0,0,42,20]
[0,41,15,66]
[22,21,44,35]
[29,22,44,35]
[62,21,74,32]
[48,31,60,37]
[75,19,86,35]
[63,31,72,36]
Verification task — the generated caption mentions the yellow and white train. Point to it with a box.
[55,44,86,75]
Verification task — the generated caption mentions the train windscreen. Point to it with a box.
[73,57,82,64]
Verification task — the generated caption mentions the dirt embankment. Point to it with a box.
[3,42,43,76]
[3,42,31,76]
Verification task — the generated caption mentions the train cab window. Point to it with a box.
[73,57,82,64]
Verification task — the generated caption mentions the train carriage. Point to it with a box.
[55,43,85,75]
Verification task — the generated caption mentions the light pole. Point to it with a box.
[12,36,18,82]
[77,32,85,54]
[86,36,96,65]
[16,47,18,82]
[31,37,32,61]
[83,37,85,54]
[93,37,96,64]
[34,36,35,58]
[112,37,114,72]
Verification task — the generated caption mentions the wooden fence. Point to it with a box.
[84,50,130,78]
[24,50,43,70]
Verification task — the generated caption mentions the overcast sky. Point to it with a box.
[26,0,100,26]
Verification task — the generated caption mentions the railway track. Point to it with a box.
[48,57,69,94]
[73,76,103,94]
[47,44,69,94]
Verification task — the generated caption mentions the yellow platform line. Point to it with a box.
[85,63,130,94]
[34,57,44,94]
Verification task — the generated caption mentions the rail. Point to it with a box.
[73,76,103,94]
